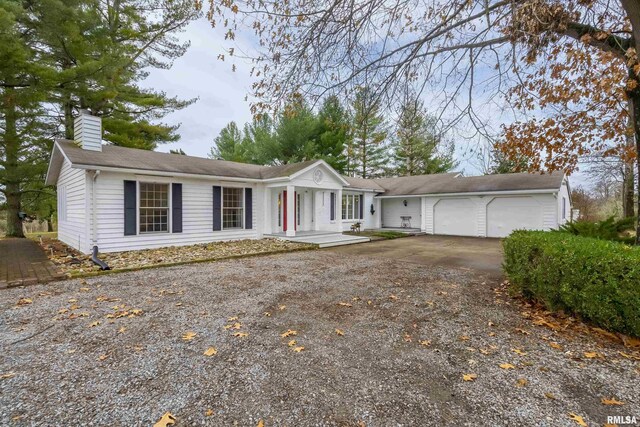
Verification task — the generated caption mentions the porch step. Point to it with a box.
[270,233,370,248]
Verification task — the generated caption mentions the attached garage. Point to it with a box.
[486,196,544,238]
[434,198,478,236]
[381,197,421,228]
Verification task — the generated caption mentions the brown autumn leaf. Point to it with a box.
[544,392,556,400]
[281,329,297,338]
[1,372,16,380]
[278,305,286,311]
[462,373,477,381]
[584,351,604,359]
[549,342,562,350]
[568,413,587,427]
[256,420,264,427]
[292,346,305,353]
[153,412,176,427]
[204,347,218,356]
[419,340,431,347]
[499,363,516,370]
[227,316,239,321]
[287,339,297,347]
[182,331,197,341]
[337,302,352,307]
[601,397,625,406]
[118,326,126,334]
[458,335,470,341]
[335,329,344,336]
[88,321,101,328]
[205,409,214,417]
[98,354,108,361]
[511,348,527,356]
[621,334,640,349]
[264,312,271,317]
[17,298,33,306]
[516,378,528,387]
[233,332,248,338]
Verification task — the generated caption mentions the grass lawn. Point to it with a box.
[345,230,408,240]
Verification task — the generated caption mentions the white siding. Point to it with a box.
[381,197,422,229]
[92,171,259,253]
[558,180,571,224]
[57,159,89,252]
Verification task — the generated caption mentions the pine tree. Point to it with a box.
[350,87,388,178]
[210,122,253,162]
[271,99,317,164]
[394,98,456,176]
[42,0,199,149]
[314,95,349,173]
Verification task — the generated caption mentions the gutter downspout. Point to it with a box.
[90,170,110,270]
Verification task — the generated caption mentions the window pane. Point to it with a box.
[223,187,244,229]
[139,183,169,233]
[342,194,347,220]
[354,195,360,220]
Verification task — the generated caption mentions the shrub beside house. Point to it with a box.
[503,230,640,337]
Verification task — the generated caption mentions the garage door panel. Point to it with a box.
[487,197,543,238]
[434,198,477,236]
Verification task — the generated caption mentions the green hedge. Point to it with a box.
[503,231,640,337]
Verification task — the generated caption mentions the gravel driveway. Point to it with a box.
[1,246,638,426]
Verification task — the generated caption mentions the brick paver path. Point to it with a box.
[0,238,65,289]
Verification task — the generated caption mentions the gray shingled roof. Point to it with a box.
[50,140,564,194]
[374,172,564,196]
[54,140,314,180]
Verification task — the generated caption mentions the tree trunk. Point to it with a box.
[64,97,74,139]
[47,217,54,232]
[3,88,25,238]
[629,88,640,245]
[623,102,635,218]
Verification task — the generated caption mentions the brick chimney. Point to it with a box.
[74,110,102,151]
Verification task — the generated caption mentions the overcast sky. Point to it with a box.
[142,17,588,186]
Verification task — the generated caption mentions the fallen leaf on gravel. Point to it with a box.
[512,348,527,356]
[619,351,640,360]
[292,346,304,353]
[79,287,90,292]
[204,347,218,356]
[459,335,470,341]
[224,322,242,330]
[17,298,32,306]
[228,316,239,321]
[118,326,126,334]
[98,354,108,361]
[462,373,477,381]
[500,363,516,370]
[568,413,587,426]
[1,372,16,379]
[515,328,530,335]
[335,329,344,336]
[389,294,398,300]
[205,409,213,417]
[233,332,248,338]
[264,312,271,317]
[153,412,176,427]
[601,397,624,405]
[549,342,563,350]
[516,378,528,387]
[281,330,297,338]
[337,302,352,307]
[544,392,556,399]
[288,340,297,347]
[621,335,640,349]
[592,327,619,341]
[278,305,286,311]
[403,333,412,342]
[584,351,604,359]
[257,420,264,427]
[88,321,101,328]
[182,331,197,341]
[419,340,431,347]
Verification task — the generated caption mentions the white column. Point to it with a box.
[335,188,343,232]
[286,184,296,237]
[260,185,270,236]
[421,197,427,232]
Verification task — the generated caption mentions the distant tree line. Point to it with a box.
[210,88,456,179]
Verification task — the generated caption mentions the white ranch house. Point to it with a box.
[46,113,571,253]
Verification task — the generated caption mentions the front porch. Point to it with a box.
[265,230,370,248]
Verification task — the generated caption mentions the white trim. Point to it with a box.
[70,164,264,183]
[375,189,560,199]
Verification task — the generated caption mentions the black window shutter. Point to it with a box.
[213,186,222,231]
[124,180,137,235]
[359,194,364,219]
[244,188,253,229]
[330,192,335,221]
[172,183,182,233]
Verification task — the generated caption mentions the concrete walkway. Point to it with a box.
[0,238,65,289]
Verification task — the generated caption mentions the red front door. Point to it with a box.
[282,190,297,232]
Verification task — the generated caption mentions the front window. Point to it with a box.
[223,187,244,229]
[342,194,361,220]
[139,183,169,233]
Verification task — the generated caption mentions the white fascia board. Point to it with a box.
[70,164,263,183]
[375,189,559,199]
[45,142,71,185]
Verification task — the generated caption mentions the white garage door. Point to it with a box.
[434,198,477,236]
[487,197,543,238]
